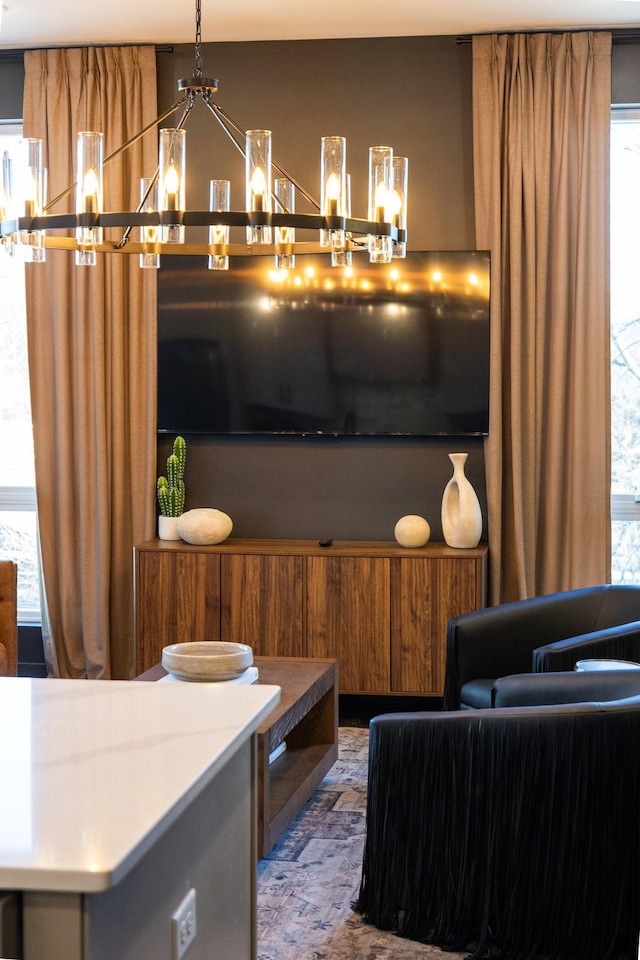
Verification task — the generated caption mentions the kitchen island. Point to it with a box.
[0,676,280,960]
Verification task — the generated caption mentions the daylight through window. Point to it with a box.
[0,123,40,621]
[611,107,640,585]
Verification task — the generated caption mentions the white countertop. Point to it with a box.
[0,677,280,893]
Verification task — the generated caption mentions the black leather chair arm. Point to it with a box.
[355,703,640,959]
[492,668,640,707]
[532,620,640,672]
[443,588,602,709]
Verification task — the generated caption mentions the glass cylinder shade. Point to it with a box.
[331,173,352,267]
[391,156,408,259]
[246,130,272,244]
[320,136,346,250]
[0,149,12,222]
[75,131,104,266]
[274,178,295,269]
[0,150,14,255]
[139,178,160,269]
[208,179,230,271]
[159,128,186,244]
[19,138,46,263]
[368,145,393,264]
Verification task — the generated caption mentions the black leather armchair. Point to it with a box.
[443,583,640,710]
[355,671,640,960]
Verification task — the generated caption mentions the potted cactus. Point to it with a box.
[157,435,186,540]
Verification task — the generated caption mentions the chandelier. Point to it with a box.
[0,0,408,270]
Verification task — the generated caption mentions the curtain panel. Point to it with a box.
[23,47,158,678]
[473,32,612,603]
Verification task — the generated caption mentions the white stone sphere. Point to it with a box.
[177,508,233,545]
[394,514,431,548]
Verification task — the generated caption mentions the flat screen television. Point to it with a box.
[157,250,491,437]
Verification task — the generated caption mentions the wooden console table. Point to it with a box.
[137,656,339,858]
[134,538,488,696]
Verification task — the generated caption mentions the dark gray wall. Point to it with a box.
[156,36,486,542]
[157,37,476,251]
[0,56,24,119]
[612,39,640,104]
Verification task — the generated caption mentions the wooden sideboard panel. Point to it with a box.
[176,551,222,642]
[221,554,304,657]
[134,539,488,693]
[305,556,390,693]
[390,558,436,694]
[431,557,484,692]
[390,556,485,695]
[136,550,221,673]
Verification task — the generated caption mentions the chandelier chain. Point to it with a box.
[193,0,203,80]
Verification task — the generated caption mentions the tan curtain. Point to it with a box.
[23,47,158,678]
[473,32,612,604]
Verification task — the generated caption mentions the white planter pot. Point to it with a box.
[158,515,182,541]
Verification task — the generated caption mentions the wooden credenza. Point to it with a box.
[134,538,488,696]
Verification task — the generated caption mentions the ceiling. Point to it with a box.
[1,0,640,50]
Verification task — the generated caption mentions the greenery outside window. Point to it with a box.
[611,107,640,585]
[0,122,40,621]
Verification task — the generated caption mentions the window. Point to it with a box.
[0,123,40,621]
[610,108,640,584]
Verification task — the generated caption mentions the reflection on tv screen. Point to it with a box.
[157,250,491,437]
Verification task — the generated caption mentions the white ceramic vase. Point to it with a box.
[158,515,182,541]
[441,453,482,548]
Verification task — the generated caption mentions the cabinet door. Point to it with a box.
[221,554,304,657]
[390,556,483,695]
[135,550,221,674]
[305,556,390,693]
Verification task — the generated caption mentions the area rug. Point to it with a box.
[257,726,467,960]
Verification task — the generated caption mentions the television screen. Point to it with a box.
[157,250,491,437]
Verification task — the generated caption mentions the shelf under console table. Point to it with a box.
[136,656,339,858]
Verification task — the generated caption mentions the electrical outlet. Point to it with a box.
[172,888,197,960]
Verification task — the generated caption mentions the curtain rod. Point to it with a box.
[2,32,638,61]
[457,29,640,44]
[0,43,174,63]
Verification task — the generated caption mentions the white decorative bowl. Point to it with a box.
[161,641,253,682]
